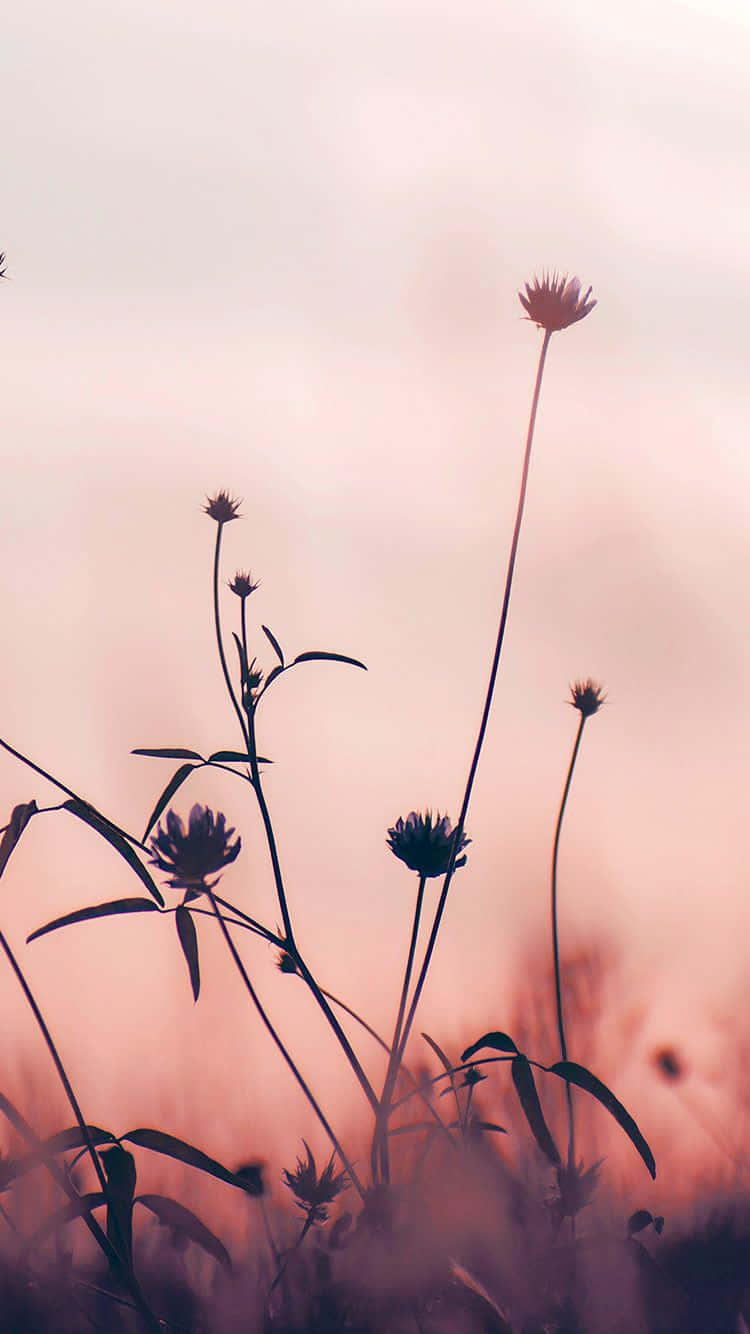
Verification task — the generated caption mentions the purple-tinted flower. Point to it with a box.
[203,490,242,524]
[519,272,596,332]
[386,811,470,878]
[229,570,260,598]
[148,803,241,891]
[569,679,606,718]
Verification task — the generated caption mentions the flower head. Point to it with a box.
[569,679,606,718]
[550,1158,604,1221]
[203,490,242,524]
[519,272,596,332]
[148,803,241,891]
[386,811,470,878]
[277,949,298,975]
[282,1142,347,1223]
[229,570,260,599]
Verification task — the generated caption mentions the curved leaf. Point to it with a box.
[63,800,164,907]
[175,906,200,1002]
[27,898,159,944]
[208,751,272,765]
[628,1209,655,1236]
[0,801,38,879]
[24,1193,107,1250]
[232,632,249,685]
[132,748,204,761]
[260,664,285,693]
[0,1126,117,1191]
[292,650,367,671]
[136,1194,231,1268]
[121,1129,257,1194]
[461,1031,519,1062]
[262,625,285,666]
[511,1056,560,1165]
[142,762,200,842]
[546,1060,655,1179]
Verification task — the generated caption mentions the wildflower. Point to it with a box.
[569,679,606,718]
[653,1047,684,1082]
[148,803,241,892]
[203,490,242,524]
[277,949,298,974]
[386,811,470,878]
[282,1142,347,1223]
[461,1065,486,1089]
[550,1157,604,1221]
[229,570,260,598]
[519,272,596,332]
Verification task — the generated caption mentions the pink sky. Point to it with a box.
[2,0,749,1194]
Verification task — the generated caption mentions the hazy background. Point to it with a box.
[2,0,749,1202]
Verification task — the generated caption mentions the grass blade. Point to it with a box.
[175,905,200,1002]
[122,1129,261,1194]
[63,800,164,906]
[136,1194,231,1268]
[27,898,160,944]
[511,1056,560,1165]
[142,762,200,842]
[461,1031,519,1062]
[546,1060,656,1178]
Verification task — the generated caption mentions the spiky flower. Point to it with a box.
[149,803,241,891]
[569,679,606,718]
[203,490,242,524]
[229,570,260,599]
[550,1158,604,1221]
[519,272,596,332]
[386,811,470,878]
[277,949,298,975]
[282,1142,347,1223]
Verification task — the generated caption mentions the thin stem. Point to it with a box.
[205,890,365,1200]
[551,712,586,1168]
[373,874,427,1182]
[213,524,251,750]
[0,934,161,1331]
[395,328,554,1073]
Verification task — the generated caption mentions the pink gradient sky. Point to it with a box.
[2,0,749,1191]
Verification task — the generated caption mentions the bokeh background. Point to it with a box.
[2,0,749,1207]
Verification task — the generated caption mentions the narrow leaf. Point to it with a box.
[292,650,367,670]
[63,800,164,907]
[142,762,200,843]
[461,1031,519,1062]
[101,1145,136,1265]
[208,751,272,765]
[546,1060,656,1179]
[262,625,285,666]
[473,1121,508,1135]
[0,802,38,879]
[175,906,200,1002]
[132,748,204,761]
[136,1194,231,1267]
[27,898,159,944]
[0,1127,116,1190]
[627,1209,654,1236]
[261,664,285,693]
[511,1056,560,1165]
[122,1129,257,1194]
[232,632,250,686]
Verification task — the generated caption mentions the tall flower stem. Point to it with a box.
[212,523,251,751]
[551,711,586,1168]
[0,930,161,1332]
[394,328,554,1074]
[240,612,379,1115]
[373,874,427,1183]
[205,890,365,1201]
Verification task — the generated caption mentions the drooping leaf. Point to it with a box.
[27,898,160,945]
[24,1193,107,1250]
[234,1162,264,1196]
[292,650,367,671]
[121,1129,258,1194]
[262,625,285,666]
[175,905,200,1002]
[142,762,200,842]
[136,1194,231,1268]
[132,748,204,761]
[0,1126,117,1191]
[546,1060,656,1179]
[63,800,164,906]
[461,1031,519,1062]
[511,1056,560,1165]
[101,1145,137,1266]
[0,801,38,880]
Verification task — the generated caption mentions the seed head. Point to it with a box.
[569,679,606,718]
[148,803,241,892]
[203,491,242,524]
[277,949,298,975]
[386,811,470,879]
[229,570,260,599]
[519,272,596,332]
[550,1158,604,1221]
[282,1142,347,1223]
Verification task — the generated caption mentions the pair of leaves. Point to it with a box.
[461,1032,656,1179]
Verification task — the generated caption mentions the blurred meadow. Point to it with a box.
[2,1,750,1328]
